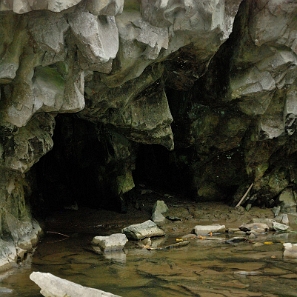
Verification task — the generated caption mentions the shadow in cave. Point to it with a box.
[133,144,194,199]
[30,115,196,220]
[30,114,119,217]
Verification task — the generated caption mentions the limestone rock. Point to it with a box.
[0,0,83,14]
[68,10,119,69]
[151,200,168,224]
[279,188,297,213]
[194,224,225,235]
[2,0,297,269]
[152,200,169,214]
[30,272,121,297]
[86,0,124,16]
[151,212,166,225]
[0,239,17,272]
[91,233,128,252]
[122,220,165,240]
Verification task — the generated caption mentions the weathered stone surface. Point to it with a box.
[122,220,165,240]
[279,188,297,213]
[86,0,124,16]
[30,272,121,297]
[152,200,168,214]
[151,200,168,224]
[2,0,297,268]
[0,0,82,13]
[92,233,128,251]
[194,224,225,235]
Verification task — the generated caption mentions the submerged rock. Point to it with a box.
[283,243,297,259]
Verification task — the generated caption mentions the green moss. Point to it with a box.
[34,66,65,89]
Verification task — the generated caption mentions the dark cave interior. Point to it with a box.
[30,114,194,217]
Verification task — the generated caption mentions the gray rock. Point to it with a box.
[122,220,165,240]
[30,272,121,297]
[86,0,124,16]
[194,224,225,235]
[151,211,166,224]
[279,188,297,213]
[92,233,128,252]
[272,221,289,231]
[152,200,168,214]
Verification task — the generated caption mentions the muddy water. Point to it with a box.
[2,200,297,297]
[2,230,297,296]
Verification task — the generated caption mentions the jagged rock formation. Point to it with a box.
[1,0,297,267]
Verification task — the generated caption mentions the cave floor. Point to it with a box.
[43,189,275,236]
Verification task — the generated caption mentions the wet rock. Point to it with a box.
[151,212,166,225]
[91,233,128,252]
[279,188,297,213]
[272,221,289,232]
[151,200,168,224]
[225,237,247,245]
[122,220,165,240]
[194,224,225,236]
[251,218,275,229]
[0,239,17,272]
[30,271,121,297]
[152,200,168,214]
[239,223,269,233]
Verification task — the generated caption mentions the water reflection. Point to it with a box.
[2,231,297,296]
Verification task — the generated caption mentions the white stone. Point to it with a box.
[122,220,165,240]
[194,224,225,235]
[92,233,128,251]
[30,272,121,297]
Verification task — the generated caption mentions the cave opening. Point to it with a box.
[133,143,194,198]
[29,114,195,219]
[30,114,109,217]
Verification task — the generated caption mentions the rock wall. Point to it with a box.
[1,0,297,265]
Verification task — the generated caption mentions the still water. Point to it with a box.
[1,229,297,297]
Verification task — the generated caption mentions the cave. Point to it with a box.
[30,113,196,217]
[30,114,114,215]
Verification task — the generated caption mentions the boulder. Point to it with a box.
[152,200,168,214]
[122,220,165,240]
[151,211,166,224]
[279,188,297,213]
[272,221,289,232]
[151,200,168,224]
[91,233,128,252]
[30,272,121,297]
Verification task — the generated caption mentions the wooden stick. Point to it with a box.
[235,183,254,208]
[46,231,70,238]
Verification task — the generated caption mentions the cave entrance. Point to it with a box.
[30,114,194,218]
[133,144,194,198]
[31,114,112,216]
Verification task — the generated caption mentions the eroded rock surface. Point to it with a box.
[1,0,297,268]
